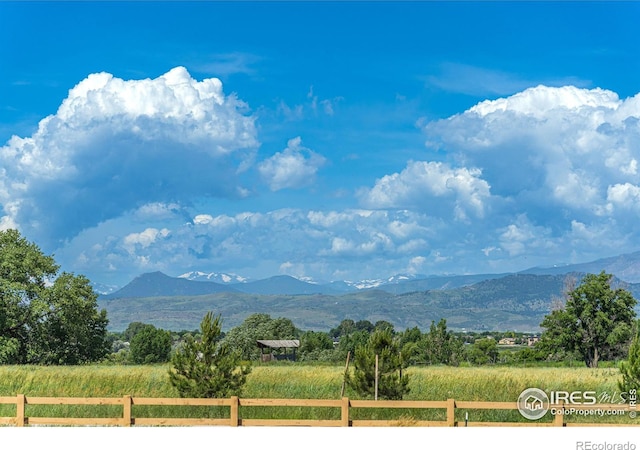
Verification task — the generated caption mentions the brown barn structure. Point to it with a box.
[257,339,300,362]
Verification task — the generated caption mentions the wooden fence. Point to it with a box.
[0,395,638,427]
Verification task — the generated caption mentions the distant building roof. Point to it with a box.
[257,339,300,348]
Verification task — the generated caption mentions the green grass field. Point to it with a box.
[0,364,635,425]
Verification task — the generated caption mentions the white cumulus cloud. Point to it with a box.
[607,183,640,211]
[0,67,258,247]
[424,85,640,213]
[258,137,326,191]
[359,160,492,220]
[413,84,640,264]
[123,227,170,253]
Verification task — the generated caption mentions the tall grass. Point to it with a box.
[0,364,633,424]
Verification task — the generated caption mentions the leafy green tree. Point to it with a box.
[0,229,109,364]
[330,319,356,339]
[123,322,149,343]
[169,312,251,398]
[298,330,335,361]
[0,336,19,364]
[467,338,499,365]
[477,338,498,364]
[1,229,58,362]
[355,320,375,333]
[374,320,395,333]
[336,329,370,361]
[422,318,464,366]
[221,313,297,360]
[539,271,637,368]
[509,346,546,364]
[619,320,640,394]
[28,273,109,364]
[345,328,409,400]
[129,324,172,364]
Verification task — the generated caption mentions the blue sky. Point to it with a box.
[2,1,640,287]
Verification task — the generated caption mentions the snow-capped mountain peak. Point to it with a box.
[387,273,419,283]
[344,279,384,289]
[292,275,320,285]
[343,273,418,290]
[178,271,248,284]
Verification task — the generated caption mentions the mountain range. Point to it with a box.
[97,250,640,333]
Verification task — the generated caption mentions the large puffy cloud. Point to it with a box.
[258,137,326,191]
[359,160,492,221]
[607,183,640,211]
[123,227,171,253]
[424,85,640,212]
[417,85,640,261]
[0,67,258,247]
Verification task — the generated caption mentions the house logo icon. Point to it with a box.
[517,388,550,420]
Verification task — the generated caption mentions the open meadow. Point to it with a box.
[0,364,635,425]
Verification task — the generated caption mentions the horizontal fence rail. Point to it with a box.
[0,395,638,427]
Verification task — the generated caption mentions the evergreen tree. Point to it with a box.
[398,326,423,365]
[619,320,640,394]
[423,318,463,365]
[169,312,251,398]
[345,328,409,400]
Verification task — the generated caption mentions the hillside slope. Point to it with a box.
[99,273,597,333]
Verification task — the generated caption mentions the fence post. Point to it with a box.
[374,354,379,401]
[16,394,25,427]
[122,395,132,427]
[553,401,564,427]
[341,397,350,427]
[340,351,350,398]
[230,396,239,427]
[446,398,456,427]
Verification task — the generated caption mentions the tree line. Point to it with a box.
[105,314,532,367]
